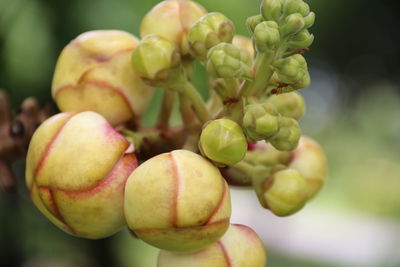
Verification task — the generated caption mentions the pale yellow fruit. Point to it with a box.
[26,111,138,239]
[52,30,153,125]
[140,0,207,55]
[158,224,267,267]
[288,136,328,199]
[124,150,231,252]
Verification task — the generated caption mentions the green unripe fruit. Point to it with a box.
[254,21,280,52]
[207,43,252,79]
[280,13,305,38]
[262,169,308,216]
[267,91,305,120]
[270,116,301,151]
[199,119,247,166]
[131,34,180,81]
[261,0,283,22]
[188,12,235,60]
[124,150,231,252]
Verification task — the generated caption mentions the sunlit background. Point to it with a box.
[1,0,400,266]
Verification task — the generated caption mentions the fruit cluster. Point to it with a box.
[25,0,327,266]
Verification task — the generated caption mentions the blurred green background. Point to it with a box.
[1,0,400,266]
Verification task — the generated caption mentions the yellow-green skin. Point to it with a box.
[232,35,254,58]
[158,224,266,267]
[52,30,153,126]
[140,0,207,55]
[124,150,231,252]
[199,119,247,166]
[26,111,138,239]
[263,169,308,216]
[289,136,327,199]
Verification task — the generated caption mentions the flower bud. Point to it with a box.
[158,224,266,267]
[131,34,180,81]
[288,136,327,199]
[267,91,305,120]
[52,30,153,126]
[273,54,308,84]
[124,150,231,252]
[206,43,252,79]
[304,11,316,28]
[261,0,283,22]
[280,13,305,38]
[254,21,280,52]
[140,0,206,55]
[246,15,264,33]
[270,116,301,151]
[188,12,235,60]
[232,35,254,58]
[26,112,138,239]
[260,169,308,216]
[287,29,314,49]
[283,0,310,17]
[199,119,247,166]
[243,102,280,142]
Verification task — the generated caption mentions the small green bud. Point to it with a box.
[283,0,309,17]
[243,102,280,142]
[246,15,264,33]
[262,169,308,216]
[280,13,305,38]
[206,43,252,79]
[188,12,235,60]
[199,119,247,166]
[273,54,308,84]
[254,21,280,52]
[304,11,316,28]
[292,70,310,89]
[266,92,305,120]
[261,0,282,22]
[287,29,314,49]
[270,116,301,151]
[131,34,180,81]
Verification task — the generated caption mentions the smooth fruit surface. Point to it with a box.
[26,111,137,239]
[124,149,231,252]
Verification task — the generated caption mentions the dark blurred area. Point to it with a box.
[1,0,400,267]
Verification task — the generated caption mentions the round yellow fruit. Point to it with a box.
[26,111,138,239]
[124,150,231,252]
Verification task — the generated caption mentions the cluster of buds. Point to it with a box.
[21,0,327,266]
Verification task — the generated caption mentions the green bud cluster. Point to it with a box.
[242,99,301,151]
[273,54,309,85]
[188,12,235,60]
[206,43,253,80]
[249,0,315,55]
[266,91,305,120]
[270,116,301,151]
[243,102,280,142]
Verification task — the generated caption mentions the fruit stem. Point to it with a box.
[157,90,176,130]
